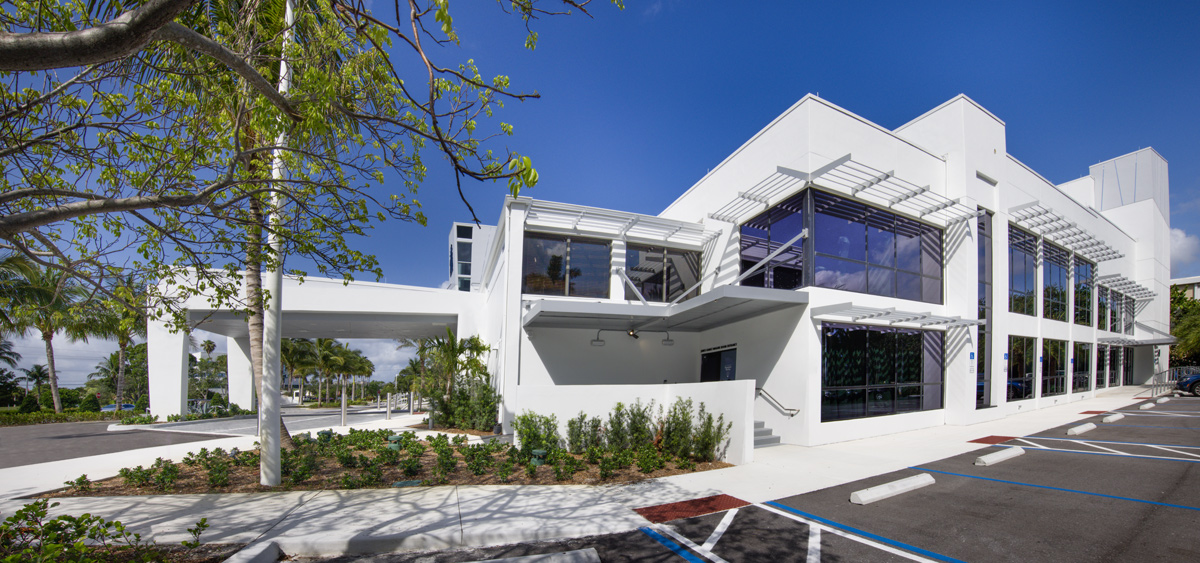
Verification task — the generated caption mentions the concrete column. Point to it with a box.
[147,318,188,419]
[227,336,254,409]
[499,200,529,432]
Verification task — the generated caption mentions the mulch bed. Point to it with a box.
[633,494,750,523]
[39,442,732,499]
[71,543,244,563]
[406,423,497,437]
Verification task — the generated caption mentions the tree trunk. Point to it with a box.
[245,197,294,451]
[115,340,127,405]
[43,331,62,413]
[298,375,305,406]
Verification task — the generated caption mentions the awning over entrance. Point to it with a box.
[1009,200,1123,263]
[188,310,456,340]
[521,285,808,332]
[809,302,985,330]
[1096,273,1157,301]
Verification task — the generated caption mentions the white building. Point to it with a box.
[150,94,1174,464]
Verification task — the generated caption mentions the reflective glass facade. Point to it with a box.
[1074,259,1094,326]
[1098,287,1109,331]
[977,212,992,408]
[625,244,701,303]
[1009,226,1038,316]
[522,233,611,298]
[1042,339,1067,397]
[821,323,944,422]
[1073,342,1092,392]
[740,192,805,289]
[1008,335,1036,401]
[1043,243,1069,322]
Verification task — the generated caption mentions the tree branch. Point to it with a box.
[0,0,199,70]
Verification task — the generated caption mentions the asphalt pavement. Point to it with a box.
[0,420,219,469]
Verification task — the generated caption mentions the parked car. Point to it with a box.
[1176,373,1200,396]
[100,403,137,412]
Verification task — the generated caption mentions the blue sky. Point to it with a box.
[13,0,1200,387]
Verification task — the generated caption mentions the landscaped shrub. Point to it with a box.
[17,393,38,414]
[78,394,101,413]
[134,395,149,413]
[0,499,161,561]
[512,411,560,456]
[627,399,656,449]
[693,403,732,462]
[606,402,629,451]
[566,412,587,454]
[660,397,694,460]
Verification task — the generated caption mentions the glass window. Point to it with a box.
[977,212,992,408]
[1074,258,1093,326]
[1096,345,1108,389]
[1109,290,1121,332]
[1009,226,1037,316]
[821,323,943,422]
[1097,287,1109,331]
[456,225,473,239]
[739,192,804,290]
[521,233,610,298]
[457,277,470,292]
[1042,339,1067,397]
[1124,296,1135,335]
[1108,346,1120,387]
[811,191,942,304]
[1043,243,1069,322]
[457,241,472,263]
[626,245,701,303]
[1123,346,1135,384]
[1008,335,1036,401]
[1073,342,1092,393]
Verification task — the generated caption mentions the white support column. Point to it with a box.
[227,336,254,409]
[499,200,529,432]
[147,318,188,419]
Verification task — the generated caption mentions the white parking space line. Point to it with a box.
[806,526,821,563]
[754,503,941,563]
[655,524,729,563]
[1014,438,1050,449]
[1145,445,1200,459]
[1076,441,1128,455]
[1021,436,1200,450]
[701,508,738,552]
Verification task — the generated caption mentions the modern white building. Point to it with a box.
[149,94,1174,464]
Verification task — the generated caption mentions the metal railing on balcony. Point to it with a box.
[1148,365,1200,397]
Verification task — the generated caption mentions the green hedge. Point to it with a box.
[0,410,138,427]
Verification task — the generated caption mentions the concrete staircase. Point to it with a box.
[754,420,780,448]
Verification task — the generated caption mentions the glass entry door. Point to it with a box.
[701,348,737,382]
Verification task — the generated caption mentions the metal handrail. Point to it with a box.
[1149,365,1200,397]
[756,387,800,418]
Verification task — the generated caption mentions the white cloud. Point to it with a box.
[339,339,415,382]
[7,334,119,388]
[1171,227,1200,275]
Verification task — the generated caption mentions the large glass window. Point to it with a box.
[1123,346,1135,385]
[812,191,942,304]
[1096,345,1108,389]
[522,233,611,298]
[1073,342,1092,393]
[1042,339,1067,397]
[977,211,992,408]
[1108,346,1120,387]
[1123,296,1135,335]
[740,192,804,290]
[626,245,701,303]
[1009,226,1038,316]
[1097,287,1109,331]
[1109,290,1121,332]
[1043,243,1069,322]
[1074,258,1093,326]
[1008,335,1036,401]
[821,323,944,422]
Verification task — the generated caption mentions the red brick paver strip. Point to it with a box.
[969,435,1018,445]
[1079,410,1108,414]
[633,494,750,524]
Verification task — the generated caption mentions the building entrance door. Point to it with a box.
[701,347,737,382]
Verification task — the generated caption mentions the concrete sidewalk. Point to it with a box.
[0,387,1149,558]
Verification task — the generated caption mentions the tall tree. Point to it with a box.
[280,338,315,404]
[0,338,20,368]
[20,364,49,408]
[87,275,148,405]
[6,267,88,412]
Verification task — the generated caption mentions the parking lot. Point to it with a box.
[340,394,1200,562]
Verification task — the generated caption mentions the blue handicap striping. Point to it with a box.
[763,501,967,563]
[912,467,1200,512]
[638,526,707,563]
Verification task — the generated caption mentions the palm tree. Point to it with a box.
[202,340,217,359]
[0,339,21,369]
[87,275,147,405]
[6,267,87,412]
[281,338,316,405]
[21,364,49,407]
[88,353,122,398]
[0,253,35,334]
[313,338,347,404]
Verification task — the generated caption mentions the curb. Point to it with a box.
[223,541,281,563]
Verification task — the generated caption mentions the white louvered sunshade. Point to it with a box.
[1008,201,1122,263]
[524,199,719,250]
[1096,273,1156,301]
[707,154,980,228]
[808,302,984,329]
